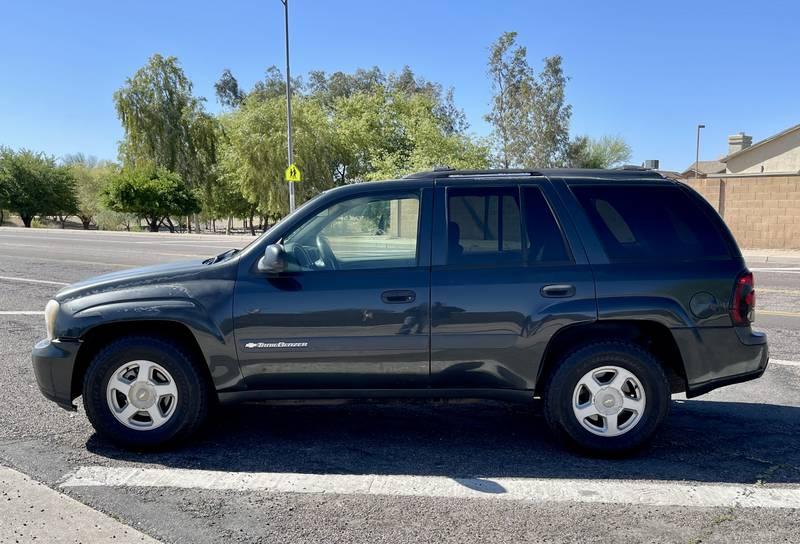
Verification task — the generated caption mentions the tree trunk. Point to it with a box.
[166,217,176,233]
[21,214,33,228]
[248,211,255,236]
[0,209,4,225]
[148,218,160,232]
[226,216,232,235]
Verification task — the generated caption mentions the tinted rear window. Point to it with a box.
[572,185,729,261]
[447,187,522,266]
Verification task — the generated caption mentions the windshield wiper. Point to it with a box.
[204,248,240,265]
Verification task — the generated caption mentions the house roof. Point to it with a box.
[681,160,726,176]
[721,123,800,163]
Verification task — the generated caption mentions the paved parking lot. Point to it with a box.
[1,228,799,543]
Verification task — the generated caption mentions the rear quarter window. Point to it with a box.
[571,185,730,262]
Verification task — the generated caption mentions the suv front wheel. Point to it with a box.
[544,341,670,455]
[83,335,211,449]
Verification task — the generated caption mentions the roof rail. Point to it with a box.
[403,168,543,179]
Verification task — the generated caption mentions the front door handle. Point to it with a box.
[381,290,416,304]
[540,284,576,298]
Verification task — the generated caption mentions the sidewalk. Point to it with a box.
[0,465,158,543]
[742,248,800,264]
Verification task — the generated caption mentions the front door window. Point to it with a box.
[282,193,420,271]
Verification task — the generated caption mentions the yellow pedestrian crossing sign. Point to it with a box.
[285,164,302,182]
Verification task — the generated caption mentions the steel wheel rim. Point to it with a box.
[105,360,178,431]
[572,365,646,437]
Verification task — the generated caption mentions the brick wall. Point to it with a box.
[682,175,800,249]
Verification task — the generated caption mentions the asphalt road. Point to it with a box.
[1,227,799,543]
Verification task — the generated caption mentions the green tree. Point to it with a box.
[63,154,118,229]
[528,56,571,167]
[214,68,245,109]
[485,32,572,168]
[567,136,632,169]
[0,148,77,227]
[218,94,337,219]
[104,166,199,232]
[114,54,218,230]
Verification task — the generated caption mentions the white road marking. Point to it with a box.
[0,275,69,286]
[0,311,43,315]
[751,268,800,274]
[758,287,800,296]
[2,254,137,268]
[0,233,238,249]
[771,359,800,367]
[759,310,800,318]
[0,241,205,259]
[61,466,800,509]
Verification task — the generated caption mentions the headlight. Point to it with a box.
[44,299,60,341]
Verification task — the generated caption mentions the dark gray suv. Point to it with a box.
[32,168,768,454]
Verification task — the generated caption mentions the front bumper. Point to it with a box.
[31,338,80,411]
[673,326,769,398]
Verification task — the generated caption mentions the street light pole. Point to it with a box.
[695,124,705,180]
[281,0,295,212]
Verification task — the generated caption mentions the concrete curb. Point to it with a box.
[0,465,159,543]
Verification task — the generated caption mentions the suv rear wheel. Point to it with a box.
[82,335,211,449]
[544,341,670,455]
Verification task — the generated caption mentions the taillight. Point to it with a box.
[731,271,755,326]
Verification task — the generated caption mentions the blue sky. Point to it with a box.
[1,0,798,171]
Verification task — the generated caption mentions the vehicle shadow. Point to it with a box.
[86,399,800,485]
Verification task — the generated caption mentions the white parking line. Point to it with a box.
[0,275,69,286]
[771,359,800,367]
[61,466,800,509]
[0,311,43,315]
[750,268,800,274]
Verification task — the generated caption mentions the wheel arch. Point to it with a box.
[71,320,215,402]
[535,320,688,397]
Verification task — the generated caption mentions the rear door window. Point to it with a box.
[571,185,729,261]
[446,187,522,266]
[522,187,571,264]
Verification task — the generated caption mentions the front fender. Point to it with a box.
[53,279,243,392]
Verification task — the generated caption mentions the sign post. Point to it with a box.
[280,0,296,212]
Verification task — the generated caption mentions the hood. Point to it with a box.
[55,259,213,303]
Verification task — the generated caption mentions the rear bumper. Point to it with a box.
[31,338,80,411]
[673,326,768,398]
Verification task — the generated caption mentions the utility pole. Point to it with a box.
[281,0,295,212]
[695,124,705,180]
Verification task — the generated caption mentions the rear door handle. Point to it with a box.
[540,284,576,298]
[381,290,416,304]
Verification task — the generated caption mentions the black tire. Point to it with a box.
[82,335,212,449]
[543,341,670,456]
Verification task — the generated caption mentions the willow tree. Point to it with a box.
[114,54,217,230]
[217,94,338,221]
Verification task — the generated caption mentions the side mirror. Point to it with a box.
[257,244,287,274]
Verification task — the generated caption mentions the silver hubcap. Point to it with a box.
[572,365,646,437]
[106,360,178,430]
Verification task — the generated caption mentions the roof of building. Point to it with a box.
[681,160,726,176]
[722,123,800,163]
